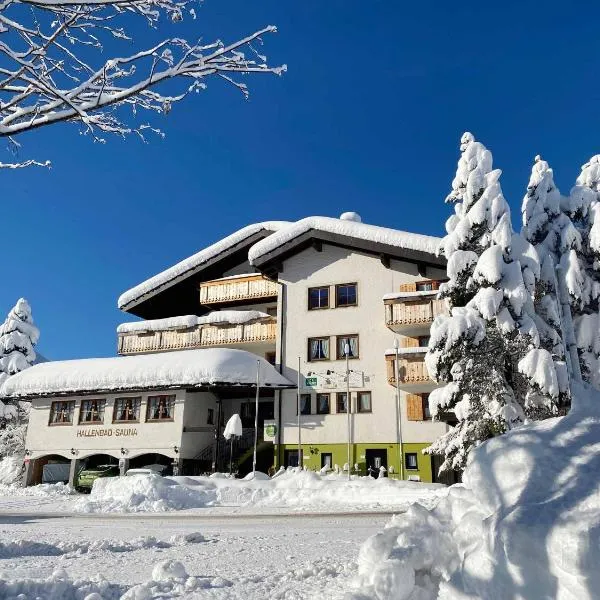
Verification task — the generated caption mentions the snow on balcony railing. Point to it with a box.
[199,274,278,305]
[118,319,277,355]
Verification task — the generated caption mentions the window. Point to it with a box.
[405,453,418,470]
[357,391,372,413]
[284,449,303,468]
[418,336,430,347]
[308,287,329,310]
[297,394,311,415]
[316,393,330,415]
[146,395,175,421]
[336,334,359,359]
[422,393,431,420]
[79,399,106,424]
[308,337,330,361]
[335,283,357,307]
[49,401,75,425]
[113,397,141,422]
[336,392,348,414]
[321,453,332,469]
[207,408,214,425]
[416,281,434,291]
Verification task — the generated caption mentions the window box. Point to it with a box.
[308,337,330,361]
[308,287,329,310]
[78,399,106,424]
[49,401,75,425]
[335,283,357,307]
[146,395,176,421]
[113,397,141,423]
[336,334,359,359]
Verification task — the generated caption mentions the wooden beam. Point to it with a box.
[311,239,323,252]
[380,253,391,269]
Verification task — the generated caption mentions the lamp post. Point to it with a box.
[345,342,351,481]
[252,360,260,476]
[297,356,302,469]
[394,338,404,481]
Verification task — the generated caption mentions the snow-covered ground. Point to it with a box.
[0,512,388,599]
[0,470,445,598]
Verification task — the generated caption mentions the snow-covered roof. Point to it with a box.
[118,222,289,311]
[248,216,442,265]
[117,311,271,334]
[0,348,294,399]
[383,290,440,302]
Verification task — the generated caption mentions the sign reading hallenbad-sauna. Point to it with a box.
[76,427,138,438]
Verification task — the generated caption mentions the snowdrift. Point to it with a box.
[348,382,600,600]
[77,469,446,514]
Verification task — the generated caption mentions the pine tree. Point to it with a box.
[562,156,600,387]
[521,156,579,407]
[0,299,39,445]
[426,133,560,473]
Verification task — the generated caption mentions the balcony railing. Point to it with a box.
[386,353,435,388]
[384,297,448,330]
[199,274,278,305]
[118,318,277,355]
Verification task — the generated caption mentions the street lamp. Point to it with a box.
[394,338,404,481]
[345,342,351,481]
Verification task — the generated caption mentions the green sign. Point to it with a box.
[265,424,277,437]
[305,377,318,387]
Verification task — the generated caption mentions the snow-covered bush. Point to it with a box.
[425,133,559,473]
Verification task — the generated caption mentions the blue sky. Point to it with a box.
[3,1,600,360]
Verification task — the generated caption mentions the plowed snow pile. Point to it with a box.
[77,469,446,514]
[347,382,600,600]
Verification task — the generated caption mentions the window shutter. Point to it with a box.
[401,337,419,348]
[406,394,424,421]
[398,282,417,292]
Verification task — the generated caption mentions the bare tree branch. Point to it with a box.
[0,0,286,164]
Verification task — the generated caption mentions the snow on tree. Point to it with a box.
[426,133,559,473]
[521,156,579,406]
[0,0,286,167]
[561,156,600,387]
[0,299,39,459]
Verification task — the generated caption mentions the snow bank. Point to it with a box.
[0,348,293,399]
[249,216,441,264]
[118,221,288,309]
[117,310,271,334]
[348,382,600,600]
[0,455,23,486]
[78,469,446,514]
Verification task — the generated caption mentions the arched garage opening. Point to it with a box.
[28,454,71,486]
[128,453,173,475]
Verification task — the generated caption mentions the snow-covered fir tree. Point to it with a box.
[425,133,560,473]
[0,299,39,457]
[521,156,579,407]
[562,156,600,387]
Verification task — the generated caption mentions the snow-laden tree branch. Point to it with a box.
[0,0,286,164]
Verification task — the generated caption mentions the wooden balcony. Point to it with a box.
[386,352,437,391]
[199,274,278,306]
[118,318,277,355]
[384,283,448,335]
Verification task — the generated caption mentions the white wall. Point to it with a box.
[25,389,213,462]
[277,244,448,445]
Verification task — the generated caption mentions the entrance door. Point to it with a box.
[320,453,332,470]
[284,449,303,468]
[365,449,387,478]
